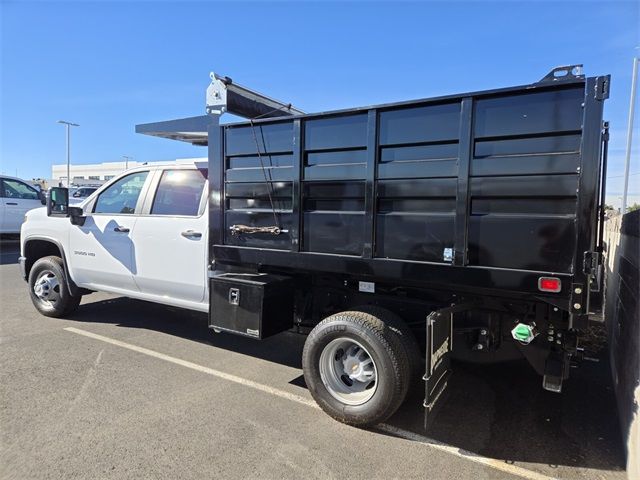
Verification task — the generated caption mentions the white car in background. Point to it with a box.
[69,187,99,205]
[1,175,45,234]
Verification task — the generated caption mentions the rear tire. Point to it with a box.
[28,256,81,318]
[353,305,422,381]
[302,309,411,427]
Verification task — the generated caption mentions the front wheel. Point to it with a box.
[28,256,81,318]
[302,309,412,427]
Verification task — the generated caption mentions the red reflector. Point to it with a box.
[538,277,561,293]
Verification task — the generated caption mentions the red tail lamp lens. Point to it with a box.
[538,277,561,293]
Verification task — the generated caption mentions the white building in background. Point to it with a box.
[51,157,206,186]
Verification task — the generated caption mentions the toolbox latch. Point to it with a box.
[228,287,240,305]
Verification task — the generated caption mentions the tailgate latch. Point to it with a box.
[595,76,611,100]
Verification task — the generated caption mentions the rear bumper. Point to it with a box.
[18,256,27,281]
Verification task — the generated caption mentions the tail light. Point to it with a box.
[538,277,561,293]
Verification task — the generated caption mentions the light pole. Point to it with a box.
[622,56,639,214]
[57,120,79,187]
[122,155,132,170]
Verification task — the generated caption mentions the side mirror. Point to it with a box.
[39,190,46,205]
[47,187,69,217]
[69,206,86,226]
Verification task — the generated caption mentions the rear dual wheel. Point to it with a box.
[302,308,419,427]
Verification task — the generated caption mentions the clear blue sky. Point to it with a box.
[1,0,638,205]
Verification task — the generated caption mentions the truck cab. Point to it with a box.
[20,162,210,316]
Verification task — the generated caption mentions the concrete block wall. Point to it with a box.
[603,210,639,478]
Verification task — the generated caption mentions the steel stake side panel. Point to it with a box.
[210,75,608,303]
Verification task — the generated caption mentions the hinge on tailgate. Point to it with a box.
[594,76,611,100]
[583,251,600,275]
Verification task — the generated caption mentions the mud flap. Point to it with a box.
[423,309,453,429]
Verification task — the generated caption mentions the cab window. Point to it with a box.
[1,179,39,200]
[94,171,148,214]
[151,169,206,216]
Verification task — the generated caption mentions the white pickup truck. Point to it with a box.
[19,67,612,429]
[20,162,209,317]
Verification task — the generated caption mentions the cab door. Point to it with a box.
[69,171,151,291]
[130,168,208,304]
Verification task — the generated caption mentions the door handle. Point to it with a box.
[181,230,202,239]
[6,202,18,206]
[113,226,130,233]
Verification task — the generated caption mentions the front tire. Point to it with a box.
[28,256,81,318]
[302,310,412,427]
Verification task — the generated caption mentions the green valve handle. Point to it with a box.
[511,323,536,344]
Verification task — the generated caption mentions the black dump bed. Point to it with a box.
[207,68,609,310]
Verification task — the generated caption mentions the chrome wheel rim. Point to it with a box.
[319,338,378,405]
[33,270,61,307]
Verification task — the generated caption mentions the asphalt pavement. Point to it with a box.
[0,240,627,479]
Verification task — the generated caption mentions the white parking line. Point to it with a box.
[376,424,556,480]
[64,326,555,480]
[63,326,319,410]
